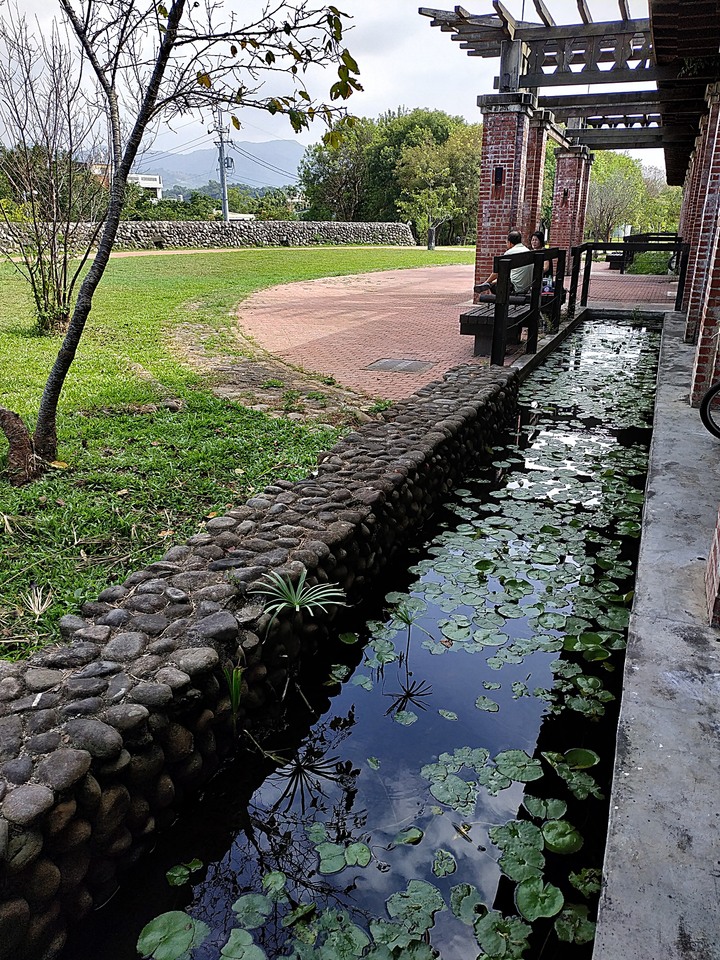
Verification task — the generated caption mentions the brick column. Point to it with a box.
[678,152,696,242]
[521,110,552,242]
[685,87,720,341]
[705,507,720,624]
[682,117,713,321]
[549,145,593,272]
[474,92,535,294]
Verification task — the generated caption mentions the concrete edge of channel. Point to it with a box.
[593,311,720,959]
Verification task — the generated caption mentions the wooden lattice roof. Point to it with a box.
[420,1,720,184]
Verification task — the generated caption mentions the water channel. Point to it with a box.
[65,319,661,960]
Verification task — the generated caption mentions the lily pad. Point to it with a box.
[475,696,500,713]
[137,912,210,960]
[345,842,371,868]
[393,827,424,846]
[385,880,445,935]
[494,749,543,782]
[515,877,564,921]
[522,796,567,821]
[394,710,418,726]
[555,904,596,944]
[231,894,273,929]
[316,842,348,875]
[542,820,584,854]
[367,756,380,770]
[438,709,458,721]
[473,911,531,959]
[221,929,268,960]
[450,883,486,926]
[432,849,457,878]
[564,748,600,769]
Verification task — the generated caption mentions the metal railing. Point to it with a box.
[568,237,689,316]
[484,247,566,365]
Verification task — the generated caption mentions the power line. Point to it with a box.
[228,141,300,182]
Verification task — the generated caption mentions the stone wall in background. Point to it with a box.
[0,221,415,253]
[0,361,518,960]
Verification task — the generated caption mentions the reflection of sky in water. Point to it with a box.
[69,323,659,960]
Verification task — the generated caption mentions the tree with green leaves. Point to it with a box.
[585,151,645,243]
[299,116,376,220]
[0,0,360,485]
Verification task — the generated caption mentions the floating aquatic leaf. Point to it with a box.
[281,903,317,928]
[554,904,596,944]
[563,748,600,769]
[489,820,544,853]
[569,867,602,896]
[522,796,567,821]
[432,849,457,878]
[316,842,347,875]
[352,674,373,691]
[476,766,512,796]
[499,845,545,882]
[494,750,543,782]
[137,912,210,960]
[339,632,358,645]
[542,820,584,854]
[221,928,268,960]
[261,871,287,900]
[366,638,397,666]
[483,680,501,690]
[473,911,531,959]
[450,883,486,925]
[345,842,372,868]
[475,696,500,713]
[231,894,273,929]
[306,822,327,843]
[438,709,458,721]
[165,859,202,887]
[385,880,445,935]
[393,827,424,846]
[394,710,418,726]
[515,877,564,921]
[429,774,477,815]
[367,757,380,770]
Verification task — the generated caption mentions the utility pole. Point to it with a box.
[214,106,231,222]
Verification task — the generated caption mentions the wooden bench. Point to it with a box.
[459,295,534,357]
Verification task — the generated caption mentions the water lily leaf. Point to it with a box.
[261,871,287,900]
[367,756,380,770]
[555,904,596,944]
[316,842,348,875]
[221,928,268,960]
[137,912,209,960]
[394,710,418,726]
[281,903,317,928]
[393,827,424,846]
[563,748,600,769]
[522,796,567,821]
[432,849,457,877]
[569,868,602,896]
[441,620,473,642]
[489,820,544,853]
[483,681,501,690]
[499,845,545,882]
[515,877,564,921]
[429,774,477,814]
[385,880,445,935]
[537,612,567,630]
[473,911,531,959]
[476,766,512,796]
[345,842,371,867]
[306,822,327,843]
[366,638,397,666]
[475,696,500,713]
[368,920,415,951]
[494,750,543,782]
[339,632,359,644]
[231,894,273,930]
[352,674,373,690]
[438,710,458,721]
[542,820,584,854]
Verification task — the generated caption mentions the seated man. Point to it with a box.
[476,229,534,297]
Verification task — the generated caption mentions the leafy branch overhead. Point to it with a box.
[0,0,361,485]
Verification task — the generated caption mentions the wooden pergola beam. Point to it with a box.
[533,0,555,27]
[577,0,593,24]
[515,18,650,41]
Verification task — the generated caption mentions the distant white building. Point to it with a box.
[127,173,163,200]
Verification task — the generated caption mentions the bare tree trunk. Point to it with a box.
[0,409,42,484]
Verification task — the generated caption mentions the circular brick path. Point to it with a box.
[235,265,481,401]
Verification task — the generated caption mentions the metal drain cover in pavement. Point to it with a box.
[365,358,435,373]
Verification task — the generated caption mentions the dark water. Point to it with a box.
[65,320,660,960]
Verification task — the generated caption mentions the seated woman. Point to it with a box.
[530,231,553,291]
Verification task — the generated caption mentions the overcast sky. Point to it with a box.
[149,0,664,171]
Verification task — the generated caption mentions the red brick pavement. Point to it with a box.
[235,263,679,402]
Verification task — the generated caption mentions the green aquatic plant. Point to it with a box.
[250,570,346,633]
[223,662,244,738]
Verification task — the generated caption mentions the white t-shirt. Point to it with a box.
[507,243,533,294]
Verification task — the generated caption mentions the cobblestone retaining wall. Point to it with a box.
[0,362,518,960]
[0,221,414,253]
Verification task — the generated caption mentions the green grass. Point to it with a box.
[0,245,474,655]
[625,251,673,275]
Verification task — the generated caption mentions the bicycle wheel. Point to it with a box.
[700,380,720,439]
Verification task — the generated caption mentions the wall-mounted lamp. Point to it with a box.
[492,165,505,199]
[562,187,569,206]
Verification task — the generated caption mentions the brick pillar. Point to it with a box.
[678,153,695,242]
[474,92,535,294]
[705,507,720,624]
[685,87,720,341]
[549,145,593,272]
[682,117,709,318]
[521,110,552,242]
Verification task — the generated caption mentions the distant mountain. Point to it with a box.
[135,140,306,191]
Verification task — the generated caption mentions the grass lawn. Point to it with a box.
[0,245,474,656]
